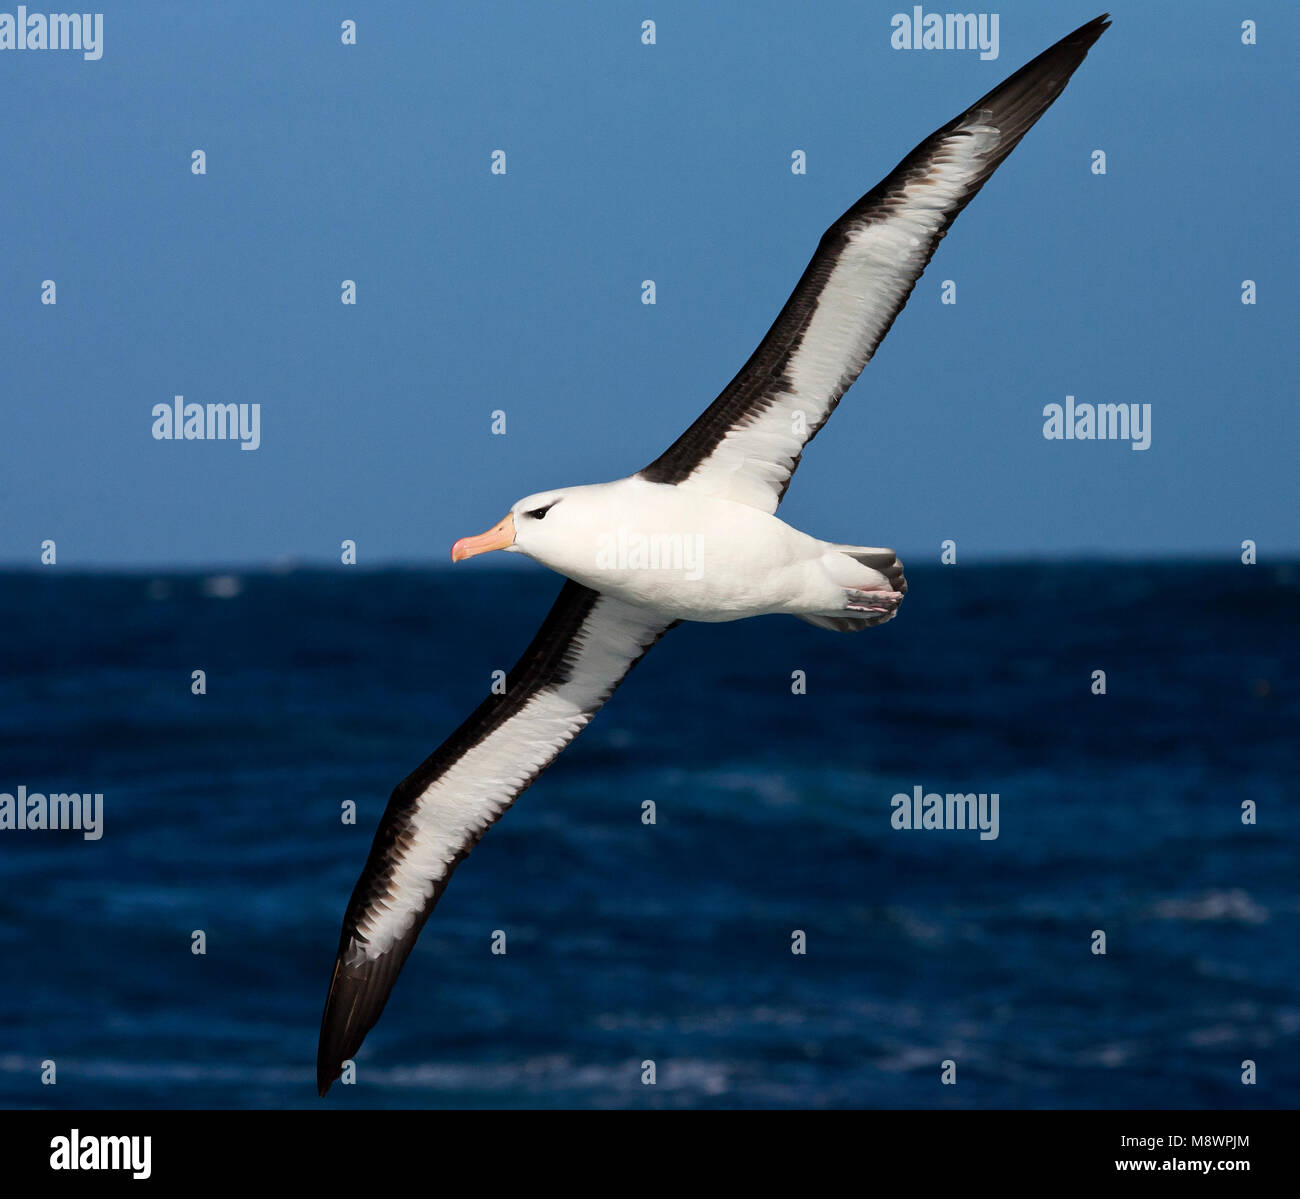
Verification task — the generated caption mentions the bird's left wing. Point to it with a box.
[639,14,1109,513]
[317,580,674,1095]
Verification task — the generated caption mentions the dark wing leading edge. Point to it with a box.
[316,581,675,1095]
[639,14,1110,513]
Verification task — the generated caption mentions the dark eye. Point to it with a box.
[526,505,552,521]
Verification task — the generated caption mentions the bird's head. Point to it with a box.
[450,488,578,569]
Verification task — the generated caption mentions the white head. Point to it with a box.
[451,486,595,573]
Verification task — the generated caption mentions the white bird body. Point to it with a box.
[502,476,900,624]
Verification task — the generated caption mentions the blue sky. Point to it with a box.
[2,1,1295,567]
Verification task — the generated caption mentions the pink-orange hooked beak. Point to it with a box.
[451,512,516,563]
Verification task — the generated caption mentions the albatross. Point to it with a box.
[317,13,1110,1095]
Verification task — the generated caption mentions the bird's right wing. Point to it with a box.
[639,14,1109,513]
[317,579,674,1095]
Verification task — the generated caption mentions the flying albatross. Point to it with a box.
[317,14,1109,1094]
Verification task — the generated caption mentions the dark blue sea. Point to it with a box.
[1,563,1296,1109]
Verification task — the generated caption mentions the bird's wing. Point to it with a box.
[639,14,1109,513]
[317,580,675,1095]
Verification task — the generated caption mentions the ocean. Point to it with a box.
[0,562,1296,1109]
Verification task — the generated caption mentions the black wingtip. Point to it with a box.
[1056,14,1111,62]
[987,10,1111,95]
[316,1012,340,1097]
[316,1016,342,1097]
[315,968,359,1100]
[316,956,359,1099]
[942,10,1110,182]
[1077,14,1112,46]
[316,936,414,1099]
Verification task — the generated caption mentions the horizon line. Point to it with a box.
[0,551,1292,576]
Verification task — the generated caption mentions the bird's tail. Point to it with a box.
[799,546,907,632]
